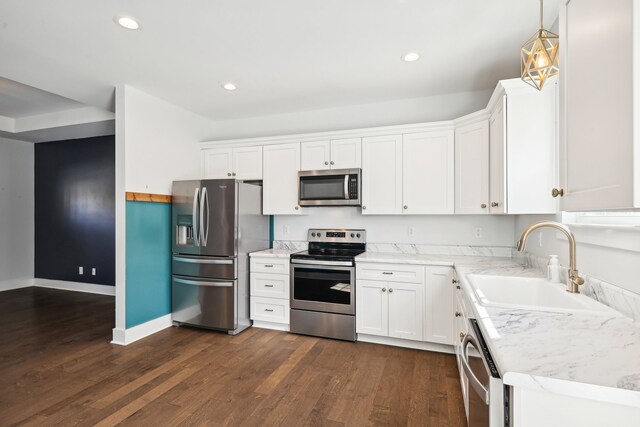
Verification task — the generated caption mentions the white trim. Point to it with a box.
[33,279,116,296]
[251,320,289,332]
[114,84,127,332]
[357,334,455,354]
[111,313,173,345]
[0,278,34,292]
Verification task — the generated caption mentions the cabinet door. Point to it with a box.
[454,120,489,214]
[263,143,301,215]
[489,98,506,214]
[202,148,233,179]
[387,282,423,341]
[233,146,263,180]
[560,0,637,210]
[300,140,331,171]
[330,138,362,169]
[361,135,403,214]
[402,130,454,214]
[424,267,454,345]
[356,280,388,337]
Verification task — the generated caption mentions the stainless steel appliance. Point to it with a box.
[289,229,365,341]
[171,179,268,335]
[460,318,509,427]
[298,169,361,206]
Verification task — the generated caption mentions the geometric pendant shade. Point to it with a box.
[521,0,559,90]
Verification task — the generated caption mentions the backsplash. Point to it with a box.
[522,252,640,323]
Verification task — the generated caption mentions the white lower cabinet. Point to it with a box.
[249,256,290,328]
[356,262,454,346]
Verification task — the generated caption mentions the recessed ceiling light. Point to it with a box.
[114,16,140,30]
[222,83,237,91]
[402,52,421,62]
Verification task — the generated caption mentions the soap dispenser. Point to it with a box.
[547,255,561,283]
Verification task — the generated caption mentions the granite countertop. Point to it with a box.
[249,248,300,258]
[454,261,640,408]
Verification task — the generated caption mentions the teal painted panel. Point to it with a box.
[269,215,274,248]
[125,200,171,328]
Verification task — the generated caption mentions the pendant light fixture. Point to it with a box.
[521,0,559,90]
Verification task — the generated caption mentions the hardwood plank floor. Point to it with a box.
[0,287,466,426]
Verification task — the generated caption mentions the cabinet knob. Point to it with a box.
[460,332,466,342]
[452,279,459,284]
[551,188,565,198]
[455,311,462,317]
[403,205,408,210]
[232,172,236,177]
[491,202,499,207]
[324,161,329,165]
[330,161,334,165]
[362,206,366,210]
[294,206,299,210]
[480,203,487,209]
[388,288,394,293]
[227,173,232,176]
[381,287,386,292]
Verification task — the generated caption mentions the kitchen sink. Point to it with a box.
[466,274,619,315]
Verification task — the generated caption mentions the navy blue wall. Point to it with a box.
[34,136,115,286]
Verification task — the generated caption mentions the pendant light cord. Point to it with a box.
[540,0,544,29]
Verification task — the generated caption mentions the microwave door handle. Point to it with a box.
[200,187,209,246]
[344,174,349,199]
[461,335,490,404]
[192,187,200,247]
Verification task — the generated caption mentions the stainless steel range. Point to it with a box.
[289,229,366,341]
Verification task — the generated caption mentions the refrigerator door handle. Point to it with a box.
[173,256,233,265]
[200,186,209,246]
[173,277,233,287]
[192,187,200,246]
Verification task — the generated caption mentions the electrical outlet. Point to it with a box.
[283,225,290,236]
[474,227,482,238]
[92,268,96,276]
[408,226,415,237]
[78,266,83,275]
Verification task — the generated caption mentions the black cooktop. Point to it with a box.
[290,247,366,262]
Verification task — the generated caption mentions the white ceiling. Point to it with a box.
[0,0,560,121]
[0,77,85,118]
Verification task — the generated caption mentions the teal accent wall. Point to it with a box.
[125,200,171,328]
[269,215,274,248]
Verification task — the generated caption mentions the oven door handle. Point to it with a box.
[291,259,353,267]
[461,334,490,404]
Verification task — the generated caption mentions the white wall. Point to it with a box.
[121,85,216,194]
[0,138,34,290]
[515,214,640,295]
[211,89,492,140]
[275,208,515,247]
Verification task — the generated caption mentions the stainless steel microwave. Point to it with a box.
[298,169,361,206]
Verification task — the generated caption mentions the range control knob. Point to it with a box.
[356,233,361,238]
[350,233,355,238]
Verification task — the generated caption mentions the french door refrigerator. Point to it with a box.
[171,179,268,335]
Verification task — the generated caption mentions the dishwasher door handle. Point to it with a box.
[461,334,490,404]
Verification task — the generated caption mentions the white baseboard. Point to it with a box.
[357,334,455,354]
[111,313,173,345]
[0,278,34,292]
[252,320,289,332]
[33,279,116,296]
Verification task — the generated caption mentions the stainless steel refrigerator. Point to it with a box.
[171,179,268,335]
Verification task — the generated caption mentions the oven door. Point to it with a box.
[290,262,355,315]
[298,169,361,206]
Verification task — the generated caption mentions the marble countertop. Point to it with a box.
[249,248,301,258]
[355,251,517,267]
[454,261,640,408]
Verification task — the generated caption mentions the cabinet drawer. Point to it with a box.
[250,257,290,274]
[251,297,290,324]
[356,263,424,283]
[250,273,289,299]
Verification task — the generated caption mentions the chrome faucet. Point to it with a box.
[516,221,585,293]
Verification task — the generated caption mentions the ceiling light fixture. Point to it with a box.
[222,83,237,91]
[115,15,141,30]
[520,0,559,90]
[402,52,420,62]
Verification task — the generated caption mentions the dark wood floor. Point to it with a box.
[0,287,466,426]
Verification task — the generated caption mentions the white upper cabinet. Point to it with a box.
[455,120,490,214]
[300,138,362,171]
[402,130,455,215]
[559,0,640,210]
[262,143,301,215]
[202,146,262,180]
[361,135,403,214]
[489,100,506,214]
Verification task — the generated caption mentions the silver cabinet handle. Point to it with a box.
[461,334,490,404]
[173,277,233,287]
[173,256,233,265]
[381,287,387,292]
[192,187,200,247]
[264,308,274,312]
[382,272,393,275]
[264,284,274,288]
[264,264,274,268]
[388,288,394,293]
